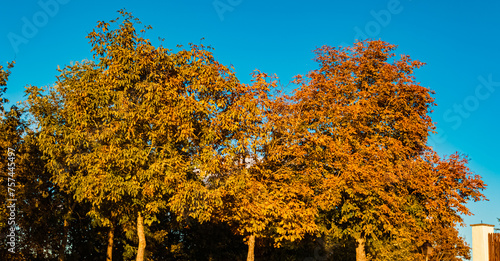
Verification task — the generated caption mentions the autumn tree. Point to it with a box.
[288,40,486,260]
[402,152,484,261]
[26,10,277,260]
[215,72,319,261]
[13,131,109,260]
[0,61,23,259]
[0,62,111,260]
[0,62,55,260]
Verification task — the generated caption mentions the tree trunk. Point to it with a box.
[356,237,367,261]
[106,225,114,261]
[246,234,255,261]
[136,212,146,261]
[59,202,75,261]
[58,218,69,261]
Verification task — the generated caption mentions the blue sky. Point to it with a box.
[2,0,499,249]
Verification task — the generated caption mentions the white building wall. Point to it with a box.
[471,223,495,261]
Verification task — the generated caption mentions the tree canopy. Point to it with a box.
[0,11,488,261]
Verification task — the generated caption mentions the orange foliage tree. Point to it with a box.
[286,40,486,260]
[216,72,320,261]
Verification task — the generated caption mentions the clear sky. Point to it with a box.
[1,0,499,250]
